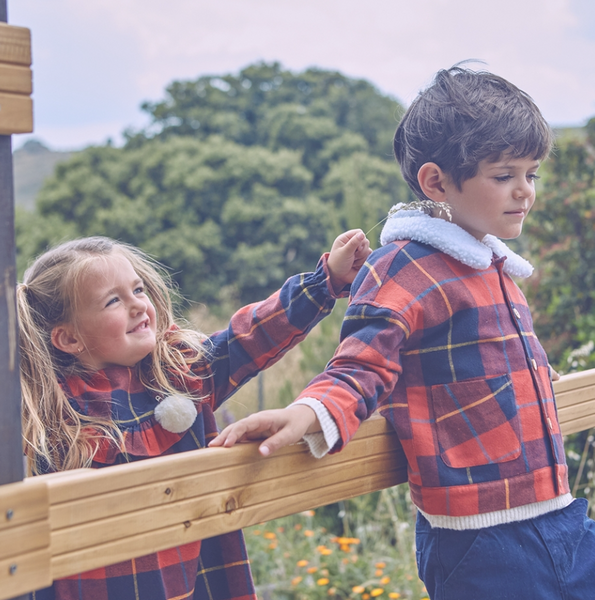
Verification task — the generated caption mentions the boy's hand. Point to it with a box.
[327,229,372,294]
[209,405,320,457]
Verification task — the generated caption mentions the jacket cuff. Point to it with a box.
[291,397,339,458]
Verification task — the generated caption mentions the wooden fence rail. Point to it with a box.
[1,369,595,599]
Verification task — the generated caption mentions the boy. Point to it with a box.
[211,66,595,598]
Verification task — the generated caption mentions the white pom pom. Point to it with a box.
[154,395,197,433]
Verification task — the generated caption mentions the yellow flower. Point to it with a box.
[296,559,309,567]
[316,545,327,553]
[304,530,315,537]
[371,589,384,597]
[291,576,303,586]
[321,548,333,555]
[317,578,330,586]
[352,585,366,594]
[264,532,276,540]
[375,562,386,569]
[375,570,383,577]
[307,567,318,574]
[380,576,390,585]
[340,544,351,552]
[388,594,401,599]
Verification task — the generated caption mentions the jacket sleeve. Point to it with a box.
[197,253,348,410]
[294,249,410,453]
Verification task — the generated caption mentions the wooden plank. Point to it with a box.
[0,519,49,561]
[553,368,595,395]
[0,63,32,94]
[0,91,33,134]
[52,468,403,578]
[0,478,49,531]
[0,549,51,600]
[0,22,31,66]
[50,429,402,529]
[51,450,401,555]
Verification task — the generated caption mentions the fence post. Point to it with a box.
[0,2,28,598]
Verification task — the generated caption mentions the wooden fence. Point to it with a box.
[2,368,595,599]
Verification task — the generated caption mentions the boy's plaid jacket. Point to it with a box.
[32,255,345,600]
[297,211,570,520]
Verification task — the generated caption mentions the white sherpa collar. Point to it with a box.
[379,205,533,278]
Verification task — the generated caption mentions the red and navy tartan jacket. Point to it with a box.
[297,213,570,520]
[31,255,345,600]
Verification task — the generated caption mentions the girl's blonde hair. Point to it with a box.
[17,237,207,475]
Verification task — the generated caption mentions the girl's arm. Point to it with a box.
[198,230,370,409]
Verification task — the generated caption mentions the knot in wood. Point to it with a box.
[183,521,191,529]
[225,497,237,513]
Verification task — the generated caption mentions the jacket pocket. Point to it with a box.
[430,374,521,468]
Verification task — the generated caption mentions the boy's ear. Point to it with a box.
[51,325,82,355]
[417,162,449,202]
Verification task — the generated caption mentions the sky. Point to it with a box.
[10,0,595,151]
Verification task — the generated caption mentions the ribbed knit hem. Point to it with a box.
[291,398,339,459]
[419,493,574,530]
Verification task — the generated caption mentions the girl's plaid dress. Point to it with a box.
[31,255,346,600]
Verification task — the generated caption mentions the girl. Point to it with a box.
[17,231,370,600]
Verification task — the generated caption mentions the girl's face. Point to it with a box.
[54,253,157,371]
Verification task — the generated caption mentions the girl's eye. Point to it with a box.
[528,173,541,181]
[495,175,512,182]
[106,297,119,307]
[134,286,145,295]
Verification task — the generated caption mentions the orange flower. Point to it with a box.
[342,558,350,564]
[307,567,318,574]
[316,545,327,553]
[352,585,366,594]
[296,559,309,567]
[328,587,337,595]
[388,594,401,599]
[302,510,315,517]
[304,530,315,537]
[317,578,330,586]
[277,526,284,533]
[321,548,333,556]
[371,589,384,597]
[291,576,303,586]
[294,524,303,531]
[252,530,261,536]
[264,532,276,540]
[380,576,390,585]
[363,595,370,600]
[375,570,383,577]
[268,542,277,550]
[340,544,351,552]
[375,562,386,569]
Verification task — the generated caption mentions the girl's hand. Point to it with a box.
[209,405,319,457]
[327,229,372,294]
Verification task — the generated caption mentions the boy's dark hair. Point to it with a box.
[394,65,554,199]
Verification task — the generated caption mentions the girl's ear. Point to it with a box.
[417,162,449,202]
[51,325,82,355]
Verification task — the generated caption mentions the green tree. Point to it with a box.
[18,63,409,308]
[523,118,595,370]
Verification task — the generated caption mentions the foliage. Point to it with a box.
[523,119,595,370]
[17,63,409,307]
[245,487,428,600]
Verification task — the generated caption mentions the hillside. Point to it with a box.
[13,139,74,210]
